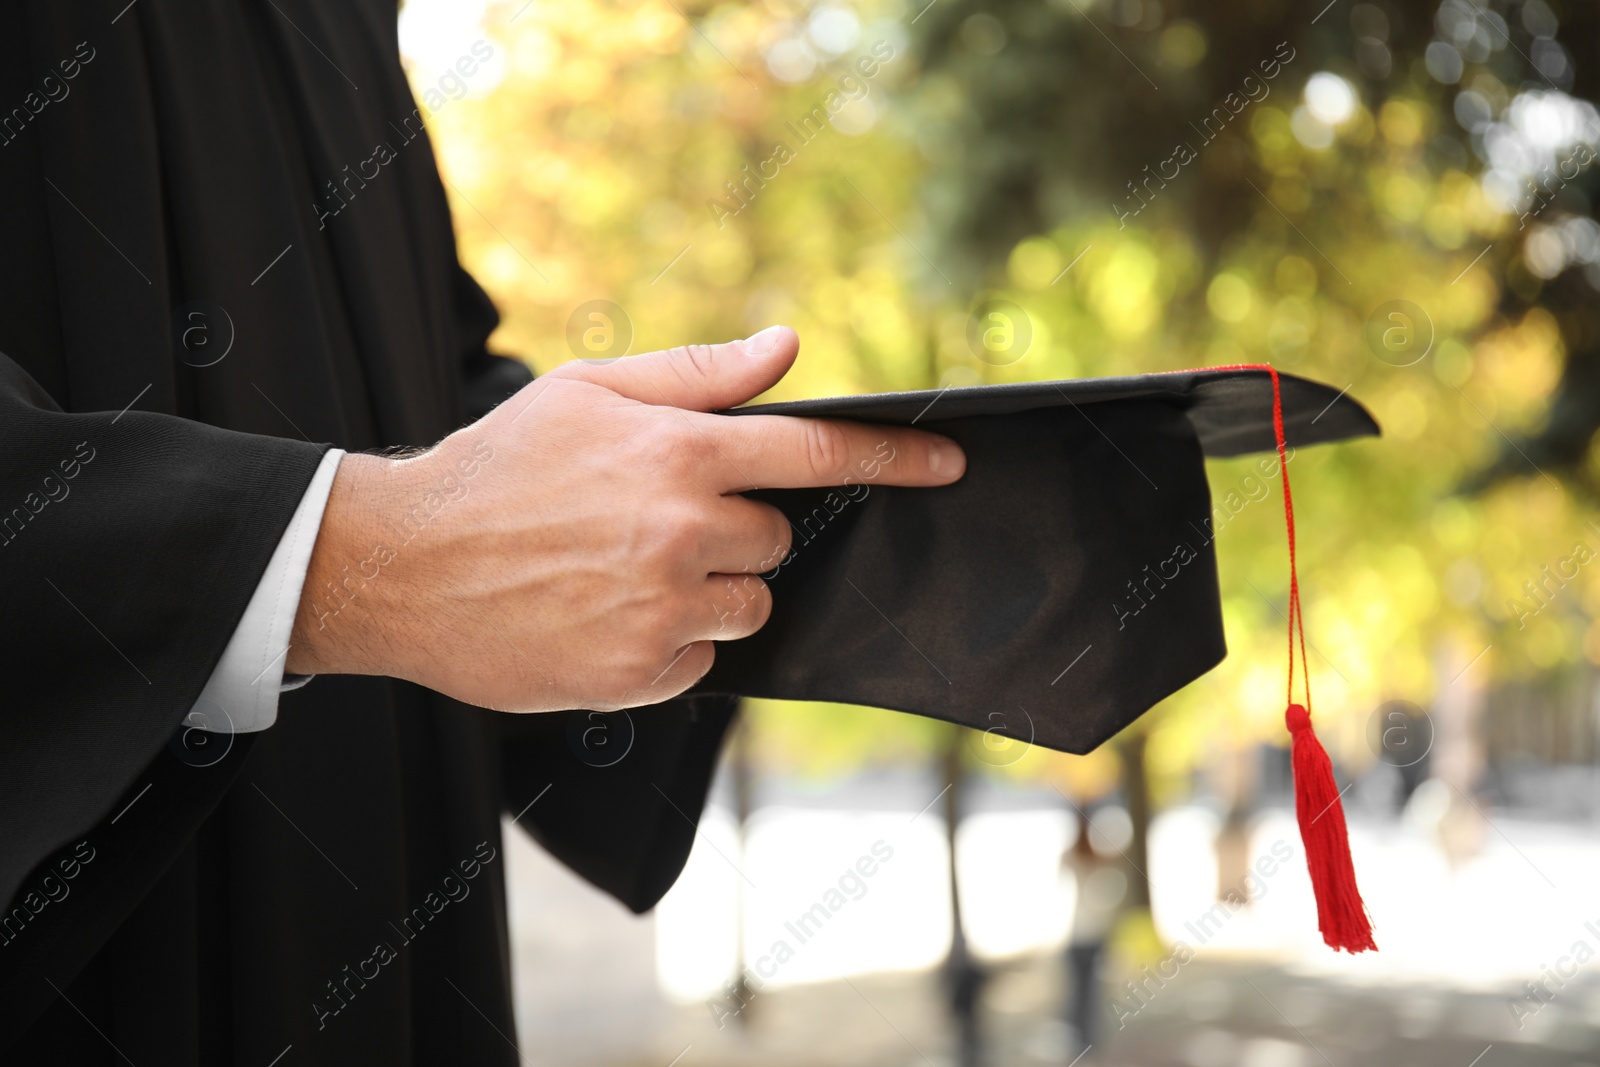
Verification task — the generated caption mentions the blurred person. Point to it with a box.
[0,2,965,1063]
[1062,817,1128,1060]
[1374,701,1433,812]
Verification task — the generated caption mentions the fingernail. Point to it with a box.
[929,439,965,479]
[742,325,784,356]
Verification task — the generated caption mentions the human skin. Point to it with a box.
[286,326,966,712]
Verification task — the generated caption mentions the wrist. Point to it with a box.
[287,450,414,677]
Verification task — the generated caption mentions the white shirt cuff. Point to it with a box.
[188,449,344,734]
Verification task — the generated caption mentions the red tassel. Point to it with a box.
[1165,363,1377,952]
[1286,704,1376,952]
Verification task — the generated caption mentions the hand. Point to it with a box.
[286,326,966,712]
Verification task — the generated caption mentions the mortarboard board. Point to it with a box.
[689,363,1380,952]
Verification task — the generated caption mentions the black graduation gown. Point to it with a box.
[0,2,734,1062]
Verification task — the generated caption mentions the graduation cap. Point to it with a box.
[692,363,1380,953]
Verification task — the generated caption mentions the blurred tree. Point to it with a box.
[902,0,1600,797]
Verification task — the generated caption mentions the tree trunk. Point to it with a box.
[1115,730,1153,911]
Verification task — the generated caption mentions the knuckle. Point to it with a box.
[678,641,716,687]
[542,361,584,382]
[716,574,771,635]
[801,420,850,483]
[680,425,718,469]
[631,639,707,693]
[632,417,704,476]
[660,417,713,470]
[770,512,794,560]
[650,504,708,561]
[743,579,774,630]
[669,344,716,387]
[752,517,792,573]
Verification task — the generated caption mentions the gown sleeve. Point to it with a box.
[497,698,740,913]
[0,353,327,915]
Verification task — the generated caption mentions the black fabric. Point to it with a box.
[0,738,259,1059]
[699,369,1379,753]
[0,1,735,1062]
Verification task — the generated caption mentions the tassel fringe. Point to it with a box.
[1286,704,1377,952]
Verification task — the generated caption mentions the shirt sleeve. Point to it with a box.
[187,449,345,734]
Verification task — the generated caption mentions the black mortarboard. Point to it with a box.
[690,364,1382,952]
[697,365,1376,754]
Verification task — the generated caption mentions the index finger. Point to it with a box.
[697,412,967,491]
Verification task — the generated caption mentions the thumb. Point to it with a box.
[550,325,798,412]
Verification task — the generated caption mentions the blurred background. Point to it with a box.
[401,0,1600,1062]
